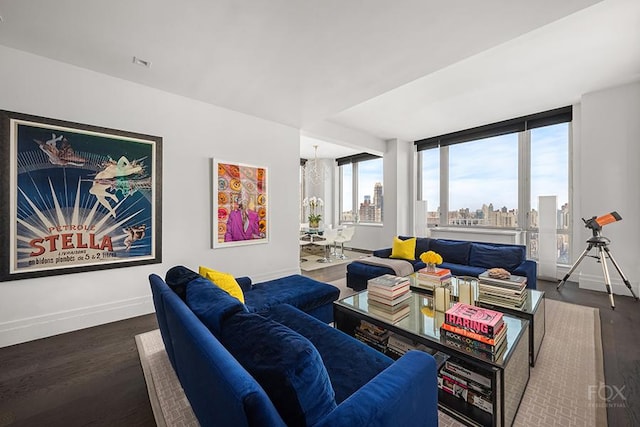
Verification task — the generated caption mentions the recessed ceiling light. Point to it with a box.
[132,56,152,68]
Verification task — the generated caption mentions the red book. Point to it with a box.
[441,323,505,346]
[445,303,503,337]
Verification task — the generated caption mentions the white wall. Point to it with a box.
[0,46,301,347]
[304,158,335,228]
[574,81,640,296]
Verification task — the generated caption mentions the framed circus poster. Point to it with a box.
[0,110,162,282]
[212,159,268,248]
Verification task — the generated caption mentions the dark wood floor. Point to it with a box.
[0,262,637,426]
[0,313,159,427]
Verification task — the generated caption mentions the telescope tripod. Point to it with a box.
[557,231,638,309]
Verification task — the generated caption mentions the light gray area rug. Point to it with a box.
[327,277,358,300]
[439,299,606,427]
[136,298,605,427]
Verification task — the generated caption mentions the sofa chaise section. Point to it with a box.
[165,265,340,324]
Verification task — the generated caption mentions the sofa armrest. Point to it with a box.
[235,276,253,292]
[372,248,392,258]
[315,351,438,427]
[512,260,537,290]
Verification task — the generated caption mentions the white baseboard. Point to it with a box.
[578,272,640,296]
[0,296,155,348]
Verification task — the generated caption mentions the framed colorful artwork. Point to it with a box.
[0,110,162,281]
[212,159,268,248]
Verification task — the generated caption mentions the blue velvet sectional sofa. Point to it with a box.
[150,267,439,427]
[347,236,537,291]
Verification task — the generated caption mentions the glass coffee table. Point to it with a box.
[334,290,530,427]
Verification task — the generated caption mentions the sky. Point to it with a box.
[422,123,569,212]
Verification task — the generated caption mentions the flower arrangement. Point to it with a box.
[303,196,324,226]
[420,250,443,265]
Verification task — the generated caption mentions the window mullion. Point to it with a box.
[440,146,449,226]
[519,130,531,240]
[352,162,359,223]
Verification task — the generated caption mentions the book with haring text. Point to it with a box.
[445,302,504,337]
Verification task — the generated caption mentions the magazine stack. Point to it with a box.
[367,274,411,322]
[477,268,528,309]
[353,320,389,353]
[440,302,507,362]
[413,267,452,291]
[385,333,417,358]
[438,358,494,414]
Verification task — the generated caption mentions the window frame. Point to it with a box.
[416,107,573,264]
[338,154,383,225]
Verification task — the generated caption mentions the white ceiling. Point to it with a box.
[0,0,638,159]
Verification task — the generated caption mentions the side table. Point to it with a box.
[477,289,545,367]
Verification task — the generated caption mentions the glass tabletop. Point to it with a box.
[335,290,528,367]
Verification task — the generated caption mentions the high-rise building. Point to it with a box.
[358,183,384,222]
[373,182,383,209]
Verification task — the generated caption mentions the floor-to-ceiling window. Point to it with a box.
[417,107,572,264]
[448,133,519,227]
[340,163,353,222]
[338,154,383,224]
[529,122,571,263]
[419,146,440,227]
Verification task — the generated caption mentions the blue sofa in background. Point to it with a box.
[150,267,439,427]
[347,236,537,291]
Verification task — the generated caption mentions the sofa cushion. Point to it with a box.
[244,275,339,314]
[185,276,247,336]
[221,312,337,427]
[397,235,430,259]
[390,236,416,260]
[429,239,471,265]
[165,265,201,300]
[199,266,245,303]
[265,304,394,404]
[235,276,253,293]
[439,262,487,278]
[468,243,525,271]
[415,237,430,259]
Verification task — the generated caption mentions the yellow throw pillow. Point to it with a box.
[198,266,245,303]
[389,237,416,260]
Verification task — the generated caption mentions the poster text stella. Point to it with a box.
[29,229,114,256]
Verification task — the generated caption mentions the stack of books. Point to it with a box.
[367,274,411,321]
[477,270,528,309]
[438,358,493,414]
[386,333,417,357]
[440,302,507,362]
[413,267,452,291]
[354,320,389,353]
